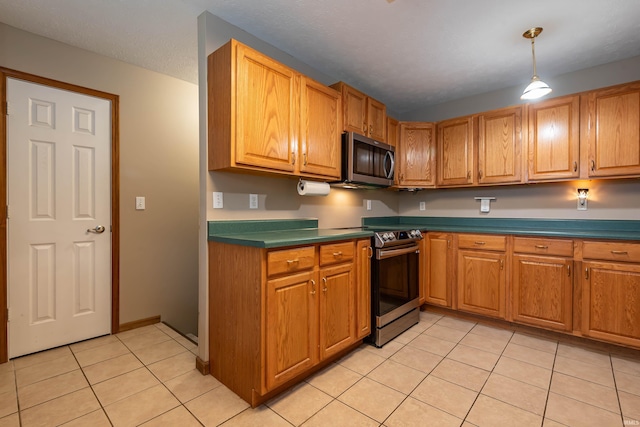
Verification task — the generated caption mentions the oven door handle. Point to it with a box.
[376,245,420,260]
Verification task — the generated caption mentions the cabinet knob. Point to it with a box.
[303,152,308,166]
[591,160,595,172]
[567,264,571,276]
[585,268,589,280]
[322,277,328,292]
[467,171,471,180]
[573,161,578,172]
[292,152,296,165]
[310,279,316,295]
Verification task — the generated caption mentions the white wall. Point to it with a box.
[1,22,200,335]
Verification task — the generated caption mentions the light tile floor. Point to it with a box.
[2,311,640,426]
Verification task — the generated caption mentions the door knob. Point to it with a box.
[87,225,106,234]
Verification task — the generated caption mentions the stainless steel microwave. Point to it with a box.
[331,132,395,188]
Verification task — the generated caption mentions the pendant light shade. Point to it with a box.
[521,27,552,100]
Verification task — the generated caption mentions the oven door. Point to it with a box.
[373,243,420,325]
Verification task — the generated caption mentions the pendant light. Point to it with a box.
[521,27,552,100]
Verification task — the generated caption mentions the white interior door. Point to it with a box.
[7,78,112,358]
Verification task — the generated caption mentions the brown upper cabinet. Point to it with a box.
[387,116,399,148]
[331,82,387,142]
[477,105,524,185]
[397,122,436,188]
[581,81,640,178]
[527,95,580,181]
[436,105,524,187]
[436,116,474,186]
[208,39,341,180]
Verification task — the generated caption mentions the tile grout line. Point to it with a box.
[611,355,627,427]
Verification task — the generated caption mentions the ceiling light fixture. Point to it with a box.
[521,27,552,100]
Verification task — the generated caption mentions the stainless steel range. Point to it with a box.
[369,229,422,347]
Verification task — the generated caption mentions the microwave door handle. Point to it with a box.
[383,151,395,179]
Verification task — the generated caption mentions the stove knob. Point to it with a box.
[385,233,393,241]
[414,230,422,238]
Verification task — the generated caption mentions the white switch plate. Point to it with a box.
[213,192,223,209]
[249,194,258,209]
[135,196,145,210]
[419,201,426,211]
[366,200,372,211]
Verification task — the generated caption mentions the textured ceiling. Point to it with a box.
[1,0,640,113]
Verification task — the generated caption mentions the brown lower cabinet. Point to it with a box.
[581,241,640,348]
[456,234,507,319]
[209,238,370,407]
[424,232,640,350]
[511,237,574,332]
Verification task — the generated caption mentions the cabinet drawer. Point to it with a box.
[513,237,574,257]
[583,241,640,263]
[267,246,315,277]
[457,234,506,251]
[319,242,354,266]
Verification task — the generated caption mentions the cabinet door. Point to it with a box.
[387,116,399,148]
[319,263,356,359]
[235,42,298,172]
[437,116,474,186]
[582,82,640,177]
[397,122,436,187]
[337,84,367,135]
[356,240,372,339]
[425,233,452,307]
[300,77,342,179]
[265,271,318,390]
[367,97,387,142]
[457,250,506,319]
[512,255,572,331]
[582,261,640,348]
[478,106,523,185]
[527,95,580,181]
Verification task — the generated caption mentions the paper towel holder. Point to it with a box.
[297,178,331,196]
[474,197,496,213]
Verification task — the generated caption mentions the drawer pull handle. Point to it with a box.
[310,279,316,295]
[573,161,578,172]
[535,245,549,250]
[500,259,504,270]
[474,241,486,245]
[333,251,343,257]
[611,250,628,255]
[368,246,373,258]
[286,259,299,265]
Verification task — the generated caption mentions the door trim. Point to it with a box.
[0,68,120,363]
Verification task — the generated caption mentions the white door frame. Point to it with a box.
[0,68,120,363]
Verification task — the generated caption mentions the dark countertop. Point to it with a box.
[208,217,640,248]
[363,217,640,241]
[208,219,372,248]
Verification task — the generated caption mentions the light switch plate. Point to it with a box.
[135,196,145,210]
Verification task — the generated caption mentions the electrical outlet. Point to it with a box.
[249,194,258,209]
[419,201,426,211]
[135,196,145,210]
[366,200,372,211]
[213,192,223,209]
